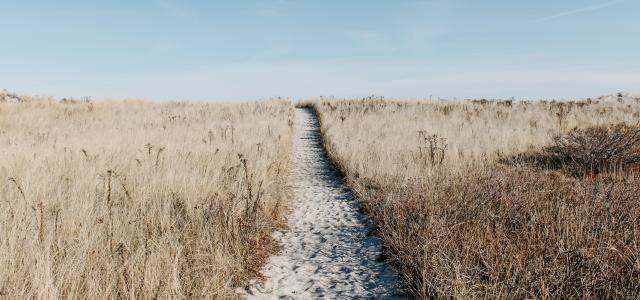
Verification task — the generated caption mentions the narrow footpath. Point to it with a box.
[243,108,402,299]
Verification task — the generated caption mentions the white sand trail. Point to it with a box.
[242,108,402,299]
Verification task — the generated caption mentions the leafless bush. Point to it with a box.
[546,124,640,175]
[507,124,640,176]
[415,131,448,168]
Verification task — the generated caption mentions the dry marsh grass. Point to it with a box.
[0,99,294,299]
[309,98,640,299]
[313,98,640,180]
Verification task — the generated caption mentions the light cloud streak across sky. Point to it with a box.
[536,0,625,22]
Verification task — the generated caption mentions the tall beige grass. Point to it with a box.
[309,98,640,299]
[0,99,294,299]
[314,98,640,180]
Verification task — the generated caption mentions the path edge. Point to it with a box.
[295,103,406,298]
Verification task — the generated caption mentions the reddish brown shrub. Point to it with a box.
[507,124,640,176]
[352,167,640,299]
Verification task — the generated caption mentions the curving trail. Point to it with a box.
[243,108,402,299]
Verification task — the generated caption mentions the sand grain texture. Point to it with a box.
[243,108,402,299]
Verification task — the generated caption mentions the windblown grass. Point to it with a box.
[310,98,640,299]
[0,99,294,299]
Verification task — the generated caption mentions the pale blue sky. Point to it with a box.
[1,0,638,101]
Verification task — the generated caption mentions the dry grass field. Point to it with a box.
[0,99,294,299]
[3,94,640,299]
[310,98,640,299]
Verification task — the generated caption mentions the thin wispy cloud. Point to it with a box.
[255,7,286,17]
[255,0,294,18]
[537,0,624,22]
[344,30,383,43]
[153,0,198,21]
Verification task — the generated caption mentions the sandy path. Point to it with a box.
[242,108,402,299]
